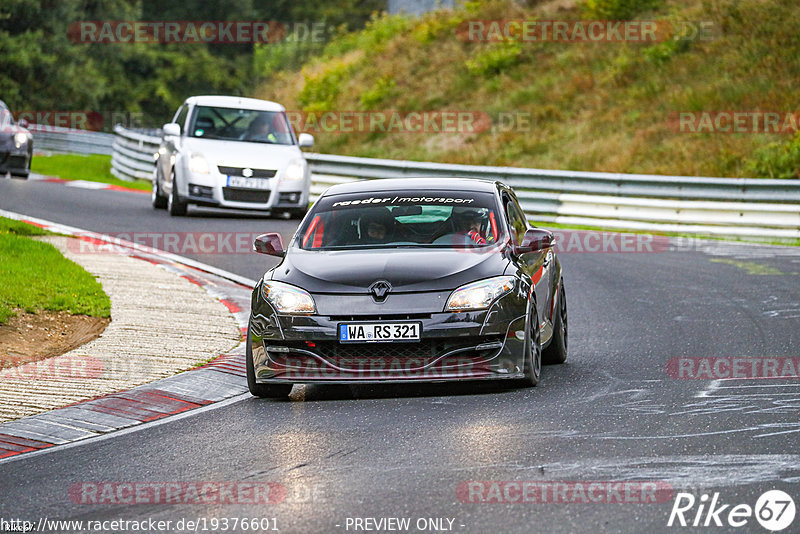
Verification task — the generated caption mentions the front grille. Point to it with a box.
[5,155,25,168]
[222,187,270,203]
[218,166,276,178]
[327,314,432,322]
[285,336,502,361]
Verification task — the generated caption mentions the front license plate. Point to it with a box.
[227,176,270,189]
[338,322,421,343]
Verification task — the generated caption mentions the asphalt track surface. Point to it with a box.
[1,176,799,533]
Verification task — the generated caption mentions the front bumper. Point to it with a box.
[0,137,32,174]
[248,290,529,383]
[181,168,308,212]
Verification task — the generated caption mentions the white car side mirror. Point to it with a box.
[298,133,314,148]
[163,123,181,137]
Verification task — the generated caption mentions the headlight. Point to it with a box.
[283,159,306,181]
[189,153,209,174]
[13,132,30,147]
[261,280,316,314]
[445,276,516,312]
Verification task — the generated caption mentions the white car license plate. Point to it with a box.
[338,322,421,343]
[227,176,270,189]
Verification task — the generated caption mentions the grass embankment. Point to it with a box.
[31,153,151,191]
[256,0,800,178]
[0,217,110,324]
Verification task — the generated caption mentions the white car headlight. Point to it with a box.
[13,132,30,147]
[189,153,210,174]
[445,276,516,312]
[283,159,306,181]
[261,280,316,314]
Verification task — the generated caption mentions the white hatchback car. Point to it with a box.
[152,95,314,217]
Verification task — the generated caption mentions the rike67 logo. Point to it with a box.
[668,490,795,531]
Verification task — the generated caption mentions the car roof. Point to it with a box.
[184,95,285,112]
[322,178,501,196]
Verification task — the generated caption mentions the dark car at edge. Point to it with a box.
[246,178,568,397]
[0,100,33,179]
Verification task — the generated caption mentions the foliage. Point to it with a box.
[465,41,523,77]
[582,0,660,20]
[0,0,383,128]
[746,133,800,179]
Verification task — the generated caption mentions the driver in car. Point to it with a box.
[453,208,490,245]
[244,114,277,143]
[360,208,395,244]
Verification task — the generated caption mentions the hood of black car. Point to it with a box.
[271,247,510,294]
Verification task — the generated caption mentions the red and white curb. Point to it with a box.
[0,210,257,463]
[26,173,149,194]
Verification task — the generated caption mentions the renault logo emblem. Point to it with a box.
[369,280,392,302]
[242,167,254,177]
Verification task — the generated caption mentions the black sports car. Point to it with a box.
[246,178,567,397]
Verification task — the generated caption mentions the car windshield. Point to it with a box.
[296,190,506,250]
[188,106,295,145]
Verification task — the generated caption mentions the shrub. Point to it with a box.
[360,76,398,109]
[582,0,660,20]
[298,62,353,112]
[465,41,522,77]
[746,132,800,179]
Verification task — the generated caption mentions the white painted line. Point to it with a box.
[64,180,109,189]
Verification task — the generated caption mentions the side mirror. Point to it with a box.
[298,133,314,148]
[516,228,554,254]
[253,233,286,257]
[163,123,181,137]
[18,118,29,129]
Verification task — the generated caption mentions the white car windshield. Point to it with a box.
[188,106,295,145]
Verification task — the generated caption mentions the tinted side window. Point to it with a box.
[174,105,189,133]
[505,197,528,245]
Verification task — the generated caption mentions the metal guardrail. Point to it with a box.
[110,125,161,182]
[28,124,114,155]
[306,154,800,239]
[46,125,800,239]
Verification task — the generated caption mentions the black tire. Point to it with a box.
[246,328,293,398]
[152,173,167,209]
[9,171,28,179]
[543,280,568,365]
[519,301,541,387]
[167,170,187,216]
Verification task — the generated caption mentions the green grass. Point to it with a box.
[0,217,111,324]
[31,154,151,191]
